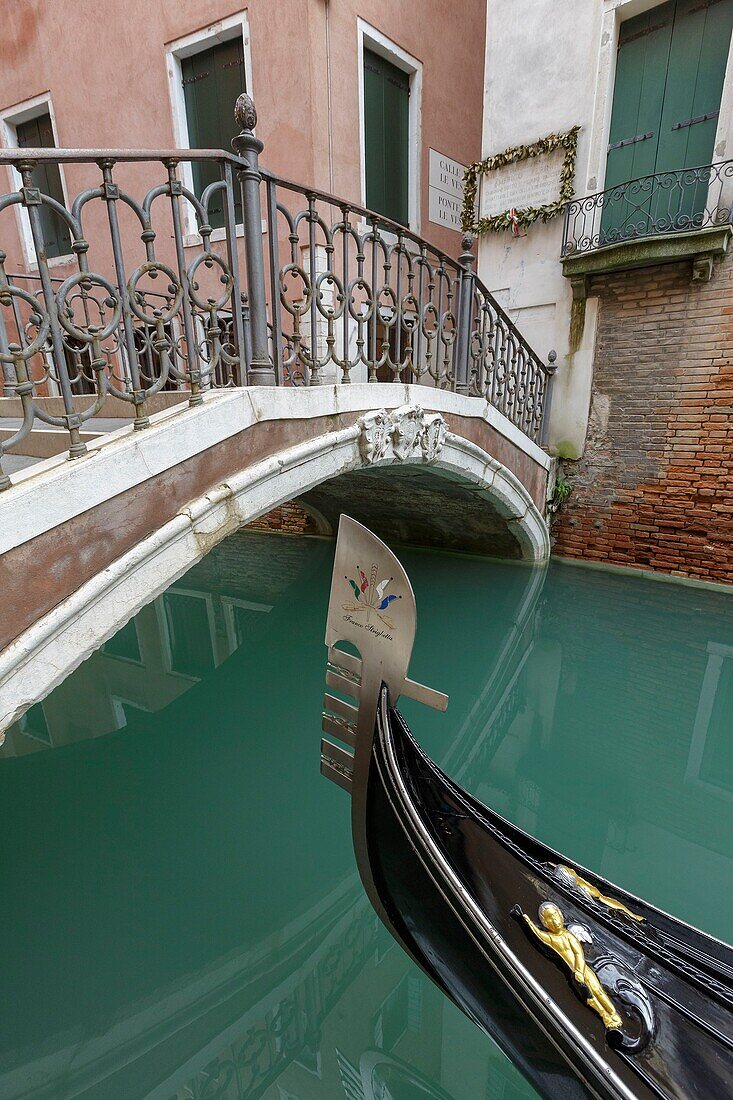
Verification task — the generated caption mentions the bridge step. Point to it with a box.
[0,423,107,460]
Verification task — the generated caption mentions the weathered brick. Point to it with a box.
[554,254,733,584]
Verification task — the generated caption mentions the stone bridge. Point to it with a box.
[0,383,552,732]
[0,104,557,734]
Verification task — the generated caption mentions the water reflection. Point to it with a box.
[0,531,730,1099]
[1,545,278,756]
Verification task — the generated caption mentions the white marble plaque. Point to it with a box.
[428,149,468,232]
[480,147,564,220]
[428,188,464,231]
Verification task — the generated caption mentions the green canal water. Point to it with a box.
[1,530,732,1100]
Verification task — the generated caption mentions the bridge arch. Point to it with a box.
[0,386,551,734]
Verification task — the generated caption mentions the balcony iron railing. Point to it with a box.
[0,94,554,490]
[561,159,733,258]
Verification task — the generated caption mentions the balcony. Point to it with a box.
[561,160,733,297]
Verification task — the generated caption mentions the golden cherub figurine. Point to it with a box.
[523,902,623,1031]
[556,865,643,922]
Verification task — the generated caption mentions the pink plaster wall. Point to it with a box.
[0,0,485,261]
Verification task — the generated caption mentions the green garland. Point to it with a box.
[461,126,580,236]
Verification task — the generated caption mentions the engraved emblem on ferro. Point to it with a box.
[342,562,402,632]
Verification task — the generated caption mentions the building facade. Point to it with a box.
[477,0,733,582]
[0,0,485,297]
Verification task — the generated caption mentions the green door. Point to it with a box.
[363,48,409,226]
[656,0,733,226]
[16,113,71,259]
[602,0,733,242]
[182,37,245,229]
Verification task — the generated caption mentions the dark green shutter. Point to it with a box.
[102,617,141,662]
[162,593,215,679]
[657,0,733,171]
[603,0,733,239]
[363,48,409,226]
[16,113,71,259]
[605,5,675,192]
[602,4,675,240]
[182,37,245,229]
[656,0,733,224]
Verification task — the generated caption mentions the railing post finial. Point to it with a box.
[233,93,259,143]
[232,92,274,386]
[459,232,476,271]
[540,350,558,448]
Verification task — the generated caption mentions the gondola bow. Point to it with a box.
[320,516,733,1100]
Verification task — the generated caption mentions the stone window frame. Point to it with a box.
[356,19,423,234]
[155,586,219,681]
[221,595,273,656]
[0,91,74,270]
[165,10,255,243]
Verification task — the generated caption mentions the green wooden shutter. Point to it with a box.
[182,37,245,228]
[363,48,409,226]
[602,3,675,240]
[656,0,733,225]
[16,113,71,259]
[603,0,733,239]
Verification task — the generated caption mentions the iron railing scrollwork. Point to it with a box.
[0,93,553,490]
[173,904,380,1100]
[561,158,733,259]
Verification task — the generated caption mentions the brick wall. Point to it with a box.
[246,501,318,536]
[554,251,733,584]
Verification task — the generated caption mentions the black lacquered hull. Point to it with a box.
[364,689,733,1100]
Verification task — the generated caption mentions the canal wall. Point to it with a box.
[553,249,733,584]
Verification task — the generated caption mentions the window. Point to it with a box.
[158,590,216,679]
[63,336,97,395]
[15,111,71,259]
[358,22,421,231]
[17,702,52,745]
[181,36,244,229]
[222,596,273,655]
[0,96,72,264]
[363,49,409,225]
[111,697,150,730]
[167,16,252,234]
[133,321,179,391]
[371,975,422,1050]
[686,642,733,799]
[102,617,142,663]
[602,0,733,239]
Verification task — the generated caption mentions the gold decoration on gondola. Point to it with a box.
[521,902,623,1032]
[555,865,644,922]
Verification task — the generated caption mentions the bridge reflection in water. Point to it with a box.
[0,531,731,1099]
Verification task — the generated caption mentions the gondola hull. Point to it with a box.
[369,688,733,1100]
[319,517,733,1100]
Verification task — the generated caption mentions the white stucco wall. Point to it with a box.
[478,0,603,458]
[478,0,733,458]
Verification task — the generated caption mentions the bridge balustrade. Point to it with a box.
[0,93,554,490]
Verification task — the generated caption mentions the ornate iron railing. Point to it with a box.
[562,159,733,258]
[0,94,553,489]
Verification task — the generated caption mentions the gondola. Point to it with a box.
[319,516,733,1100]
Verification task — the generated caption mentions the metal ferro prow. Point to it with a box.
[320,515,448,795]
